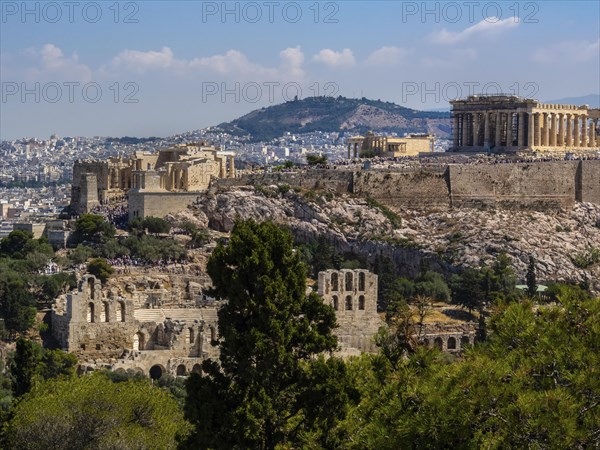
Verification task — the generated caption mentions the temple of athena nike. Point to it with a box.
[450,95,600,153]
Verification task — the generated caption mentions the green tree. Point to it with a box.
[5,373,190,450]
[0,279,36,336]
[73,214,115,244]
[306,154,327,165]
[142,216,171,234]
[183,219,353,449]
[10,338,43,397]
[0,230,34,259]
[87,258,114,284]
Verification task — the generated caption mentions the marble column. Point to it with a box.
[506,113,513,148]
[462,113,470,147]
[527,112,534,147]
[581,117,588,147]
[558,113,564,146]
[534,113,542,147]
[573,114,580,147]
[495,111,502,147]
[542,113,550,146]
[549,113,557,147]
[472,112,480,146]
[483,112,490,149]
[518,112,525,147]
[453,115,460,148]
[566,114,573,146]
[591,119,598,147]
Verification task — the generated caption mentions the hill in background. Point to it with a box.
[216,96,452,142]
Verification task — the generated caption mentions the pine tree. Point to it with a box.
[183,219,355,450]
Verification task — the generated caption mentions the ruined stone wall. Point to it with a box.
[318,269,382,353]
[448,162,579,209]
[352,170,450,209]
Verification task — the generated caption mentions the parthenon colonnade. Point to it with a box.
[450,95,600,152]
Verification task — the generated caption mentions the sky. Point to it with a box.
[1,0,599,140]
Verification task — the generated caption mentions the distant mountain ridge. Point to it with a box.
[216,96,452,142]
[543,94,600,108]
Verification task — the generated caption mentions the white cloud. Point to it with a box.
[365,46,410,66]
[313,48,356,67]
[279,46,305,79]
[430,17,519,45]
[532,38,600,64]
[110,46,186,73]
[24,44,92,82]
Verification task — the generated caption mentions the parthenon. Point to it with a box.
[450,95,600,153]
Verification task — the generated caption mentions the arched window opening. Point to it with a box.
[358,295,365,310]
[192,364,202,374]
[447,337,457,350]
[176,364,187,377]
[88,278,95,299]
[345,272,353,291]
[345,295,352,311]
[331,273,339,291]
[358,272,366,291]
[133,332,145,351]
[102,301,109,322]
[87,303,94,323]
[332,295,339,311]
[149,365,163,380]
[434,337,443,350]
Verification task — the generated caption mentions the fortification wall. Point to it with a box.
[216,169,353,193]
[352,170,450,209]
[578,160,600,204]
[129,191,202,220]
[448,161,580,210]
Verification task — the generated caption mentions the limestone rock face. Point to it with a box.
[190,187,600,294]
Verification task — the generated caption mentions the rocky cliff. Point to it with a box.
[179,186,600,293]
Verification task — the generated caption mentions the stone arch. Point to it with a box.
[345,272,353,291]
[447,337,457,350]
[192,364,202,374]
[358,295,365,310]
[331,273,339,291]
[434,337,443,350]
[461,336,470,348]
[133,332,145,351]
[332,295,339,311]
[358,272,366,291]
[345,295,352,311]
[102,301,109,322]
[176,364,187,376]
[422,338,430,347]
[149,364,165,380]
[87,302,94,323]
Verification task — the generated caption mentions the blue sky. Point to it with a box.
[1,0,599,139]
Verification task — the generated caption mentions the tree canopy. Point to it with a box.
[5,373,190,450]
[183,219,355,449]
